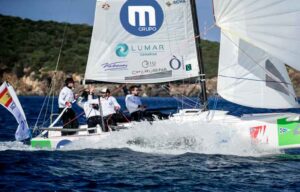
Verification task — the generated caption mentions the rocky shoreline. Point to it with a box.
[1,70,217,97]
[2,68,300,97]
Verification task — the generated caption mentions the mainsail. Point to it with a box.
[85,0,200,83]
[0,82,30,141]
[213,0,300,109]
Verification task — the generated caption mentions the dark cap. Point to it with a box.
[65,77,74,85]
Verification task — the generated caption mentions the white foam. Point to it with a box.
[0,141,32,151]
[65,119,281,157]
[0,119,281,156]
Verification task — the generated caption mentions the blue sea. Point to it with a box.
[1,96,300,191]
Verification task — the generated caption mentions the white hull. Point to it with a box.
[31,110,300,151]
[31,123,133,149]
[171,109,300,150]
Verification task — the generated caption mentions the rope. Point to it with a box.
[160,84,199,108]
[206,95,219,121]
[119,111,131,123]
[50,23,69,118]
[62,111,85,127]
[32,94,50,133]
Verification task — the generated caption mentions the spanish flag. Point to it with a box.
[0,87,12,107]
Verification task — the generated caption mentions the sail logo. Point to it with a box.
[120,0,164,37]
[115,43,129,57]
[101,61,128,71]
[169,57,182,70]
[128,6,156,27]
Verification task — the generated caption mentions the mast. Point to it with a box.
[190,0,208,109]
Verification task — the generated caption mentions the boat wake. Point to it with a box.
[0,141,32,151]
[0,119,282,156]
[65,119,281,157]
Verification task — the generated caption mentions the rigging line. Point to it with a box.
[50,0,73,121]
[199,23,216,38]
[218,75,293,85]
[219,32,297,98]
[160,84,198,108]
[42,93,52,125]
[160,84,199,106]
[206,96,219,121]
[32,94,50,133]
[63,111,85,128]
[50,23,69,118]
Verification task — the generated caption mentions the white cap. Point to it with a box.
[100,87,108,93]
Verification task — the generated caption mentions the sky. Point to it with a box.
[0,0,220,41]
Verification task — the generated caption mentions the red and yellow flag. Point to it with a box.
[0,87,12,107]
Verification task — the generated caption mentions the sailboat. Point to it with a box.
[30,0,204,149]
[3,0,300,151]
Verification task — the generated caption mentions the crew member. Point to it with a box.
[77,86,101,134]
[58,77,79,135]
[98,87,121,132]
[125,85,147,121]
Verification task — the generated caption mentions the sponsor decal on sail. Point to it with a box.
[101,61,128,71]
[120,0,164,37]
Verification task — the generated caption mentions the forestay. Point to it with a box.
[0,82,30,140]
[85,0,199,83]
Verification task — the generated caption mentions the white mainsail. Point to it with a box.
[85,0,199,83]
[213,0,300,109]
[0,82,30,141]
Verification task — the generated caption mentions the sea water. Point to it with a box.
[1,96,300,191]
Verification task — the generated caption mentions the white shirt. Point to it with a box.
[77,95,100,118]
[58,86,75,108]
[100,96,121,117]
[78,95,120,117]
[125,94,142,114]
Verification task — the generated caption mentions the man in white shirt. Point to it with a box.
[58,77,79,135]
[78,86,121,132]
[125,85,147,121]
[77,87,101,133]
[98,87,121,132]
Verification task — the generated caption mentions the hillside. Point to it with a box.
[0,14,220,96]
[0,14,92,77]
[0,14,219,78]
[2,14,299,97]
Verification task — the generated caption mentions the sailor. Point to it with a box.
[98,87,121,132]
[77,86,101,134]
[58,77,79,135]
[125,85,147,121]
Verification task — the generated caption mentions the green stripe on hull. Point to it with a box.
[278,118,300,146]
[31,140,52,149]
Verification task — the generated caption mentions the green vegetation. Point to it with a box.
[201,40,219,78]
[0,14,92,77]
[0,14,220,78]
